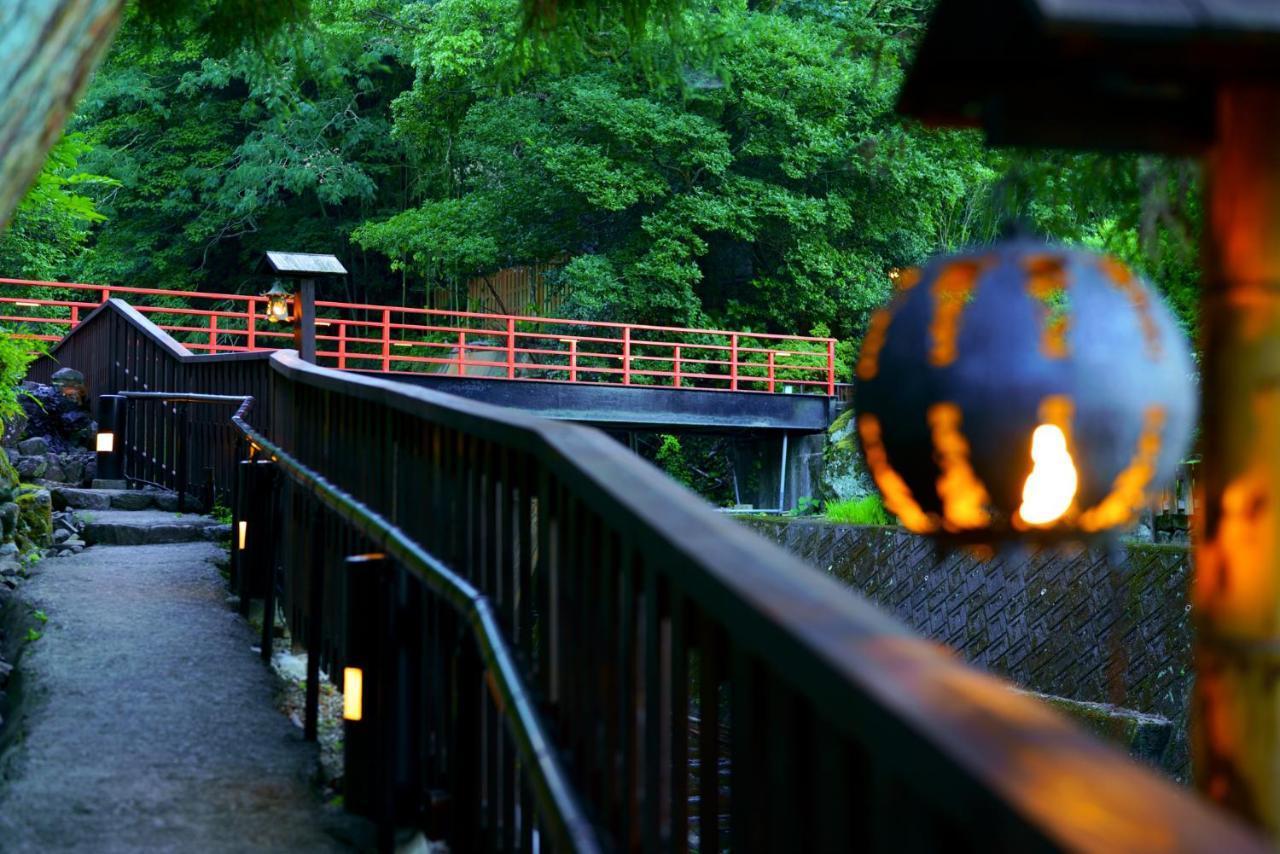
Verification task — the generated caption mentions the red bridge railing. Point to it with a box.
[0,278,836,395]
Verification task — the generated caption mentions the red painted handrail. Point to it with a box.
[0,277,837,395]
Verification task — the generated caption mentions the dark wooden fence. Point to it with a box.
[28,300,270,497]
[20,301,1266,852]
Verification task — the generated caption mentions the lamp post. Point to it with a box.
[94,394,126,488]
[897,1,1280,832]
[258,252,348,364]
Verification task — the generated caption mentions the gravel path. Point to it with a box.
[0,542,367,852]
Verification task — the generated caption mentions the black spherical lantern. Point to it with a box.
[855,238,1196,544]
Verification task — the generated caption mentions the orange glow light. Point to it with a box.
[1018,424,1078,526]
[343,667,363,721]
[95,432,114,453]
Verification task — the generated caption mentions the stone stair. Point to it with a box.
[49,487,230,547]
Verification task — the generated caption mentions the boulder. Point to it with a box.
[816,409,876,505]
[41,454,66,484]
[60,455,86,485]
[0,502,18,538]
[51,367,88,406]
[14,456,46,480]
[15,486,52,550]
[17,437,49,456]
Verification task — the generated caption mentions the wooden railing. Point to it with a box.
[2,277,836,394]
[22,300,1266,852]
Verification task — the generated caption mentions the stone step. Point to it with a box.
[50,486,198,513]
[79,510,231,546]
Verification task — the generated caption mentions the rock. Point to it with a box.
[41,455,66,484]
[152,492,200,513]
[0,659,12,686]
[109,491,154,511]
[0,502,18,538]
[17,381,93,453]
[60,455,85,485]
[49,488,111,511]
[0,558,19,577]
[0,541,17,557]
[53,528,71,544]
[51,367,88,405]
[14,456,47,480]
[15,487,53,550]
[816,408,876,505]
[52,512,80,535]
[17,437,49,457]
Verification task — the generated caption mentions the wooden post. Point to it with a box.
[1195,85,1280,834]
[293,278,316,363]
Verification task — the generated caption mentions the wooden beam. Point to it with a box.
[1195,84,1280,835]
[0,0,124,230]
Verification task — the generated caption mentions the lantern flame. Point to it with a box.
[1019,424,1078,526]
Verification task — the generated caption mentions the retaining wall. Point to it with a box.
[743,518,1194,778]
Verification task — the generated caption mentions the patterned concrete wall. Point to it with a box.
[743,518,1193,779]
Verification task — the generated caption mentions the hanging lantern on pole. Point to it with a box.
[855,237,1196,545]
[263,281,295,324]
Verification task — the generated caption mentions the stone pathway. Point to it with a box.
[0,510,368,852]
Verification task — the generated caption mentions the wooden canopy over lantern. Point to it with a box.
[899,0,1280,837]
[898,0,1280,153]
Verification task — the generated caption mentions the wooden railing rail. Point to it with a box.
[21,300,1267,852]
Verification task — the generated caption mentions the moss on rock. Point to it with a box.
[818,408,875,504]
[14,486,51,552]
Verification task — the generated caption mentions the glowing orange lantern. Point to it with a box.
[855,237,1195,543]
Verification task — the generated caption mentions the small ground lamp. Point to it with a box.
[262,281,294,325]
[94,394,127,485]
[898,0,1280,833]
[258,251,348,363]
[856,238,1195,543]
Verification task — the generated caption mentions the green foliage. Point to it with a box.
[211,501,234,525]
[826,494,893,526]
[12,0,1199,363]
[24,628,42,643]
[791,495,821,517]
[0,134,115,282]
[0,335,40,427]
[33,610,48,624]
[654,434,692,487]
[65,1,413,298]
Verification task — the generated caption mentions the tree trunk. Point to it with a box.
[0,0,124,230]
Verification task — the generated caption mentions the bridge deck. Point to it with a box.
[381,372,837,433]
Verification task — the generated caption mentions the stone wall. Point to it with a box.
[743,518,1193,779]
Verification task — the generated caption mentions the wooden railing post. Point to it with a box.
[457,331,467,377]
[568,339,578,383]
[208,315,218,352]
[768,351,776,393]
[247,301,257,349]
[506,316,516,380]
[338,322,347,370]
[673,346,682,388]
